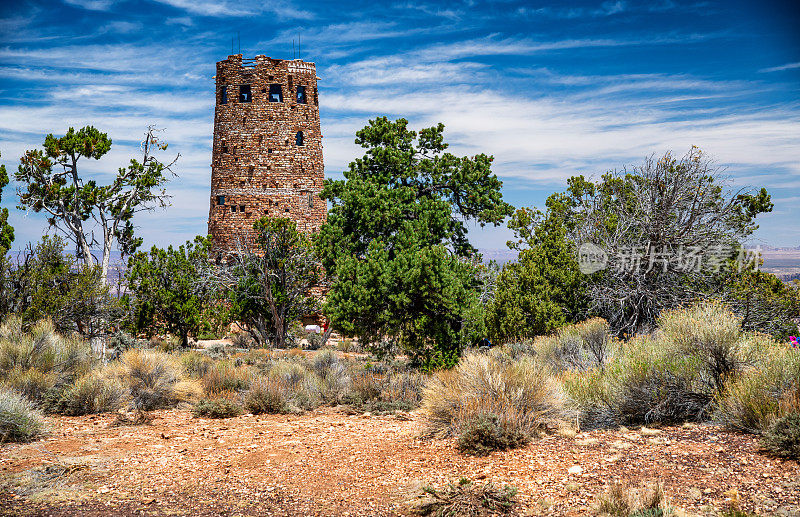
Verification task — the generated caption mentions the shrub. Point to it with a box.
[715,348,800,433]
[0,318,95,407]
[244,376,288,414]
[760,412,800,460]
[456,413,529,456]
[53,371,125,416]
[0,387,44,442]
[311,350,350,404]
[597,481,668,517]
[201,360,252,396]
[611,346,711,425]
[192,397,243,418]
[409,478,517,516]
[180,350,213,378]
[533,318,612,372]
[421,351,566,453]
[230,332,255,349]
[105,330,144,361]
[115,349,187,411]
[658,301,746,393]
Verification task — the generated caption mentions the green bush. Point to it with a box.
[421,351,566,453]
[180,350,213,378]
[53,371,124,416]
[0,387,44,442]
[611,340,711,425]
[192,397,243,419]
[760,412,800,459]
[456,413,529,456]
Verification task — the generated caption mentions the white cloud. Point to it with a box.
[759,62,800,73]
[63,0,115,11]
[148,0,314,19]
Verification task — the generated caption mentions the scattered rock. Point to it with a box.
[568,465,583,475]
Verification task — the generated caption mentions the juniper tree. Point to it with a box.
[317,117,513,368]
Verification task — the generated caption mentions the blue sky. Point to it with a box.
[1,0,798,252]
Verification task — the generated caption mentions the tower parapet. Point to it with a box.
[208,54,326,254]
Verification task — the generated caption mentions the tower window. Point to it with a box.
[239,85,251,103]
[296,85,306,104]
[220,85,228,104]
[269,84,283,102]
[231,205,237,213]
[240,205,246,213]
[307,192,314,208]
[295,131,304,146]
[216,195,225,206]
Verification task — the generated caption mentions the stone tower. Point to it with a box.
[207,54,326,254]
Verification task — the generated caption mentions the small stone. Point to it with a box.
[640,427,661,436]
[568,465,582,475]
[688,487,703,500]
[703,488,713,494]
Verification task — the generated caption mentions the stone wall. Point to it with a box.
[207,54,326,254]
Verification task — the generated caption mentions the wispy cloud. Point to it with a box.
[63,0,115,11]
[760,62,800,73]
[148,0,314,19]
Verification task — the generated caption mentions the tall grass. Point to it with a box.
[421,350,566,453]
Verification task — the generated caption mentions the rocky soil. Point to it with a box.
[1,408,797,516]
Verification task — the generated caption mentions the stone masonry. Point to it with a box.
[207,54,326,255]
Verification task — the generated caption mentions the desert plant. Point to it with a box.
[0,387,44,442]
[456,413,529,456]
[533,318,612,372]
[409,478,517,516]
[201,360,252,396]
[311,350,350,404]
[115,349,185,412]
[53,370,125,416]
[658,301,746,393]
[180,350,214,378]
[243,376,289,414]
[760,412,800,460]
[597,481,669,516]
[715,347,800,433]
[421,351,566,453]
[0,317,95,407]
[192,397,243,418]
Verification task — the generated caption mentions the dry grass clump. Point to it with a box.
[111,349,199,412]
[596,481,669,516]
[0,386,45,442]
[533,317,612,371]
[52,370,125,416]
[714,343,800,433]
[658,301,747,393]
[408,478,517,516]
[421,351,566,454]
[200,360,252,396]
[0,317,95,408]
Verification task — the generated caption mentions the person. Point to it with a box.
[478,337,492,348]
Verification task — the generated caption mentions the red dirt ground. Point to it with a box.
[1,408,796,516]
